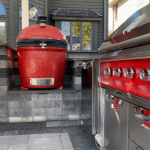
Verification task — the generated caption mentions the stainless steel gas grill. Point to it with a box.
[93,4,150,150]
[76,4,150,150]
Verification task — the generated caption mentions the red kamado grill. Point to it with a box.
[16,16,67,90]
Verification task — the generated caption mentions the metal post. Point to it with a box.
[104,0,108,40]
[22,0,29,29]
[92,60,98,135]
[45,0,48,17]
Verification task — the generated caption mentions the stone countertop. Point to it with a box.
[7,86,78,94]
[67,51,104,61]
[0,43,16,51]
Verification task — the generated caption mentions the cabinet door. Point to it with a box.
[128,139,143,150]
[104,94,128,150]
[129,103,150,150]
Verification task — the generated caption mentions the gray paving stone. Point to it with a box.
[0,110,7,118]
[8,145,27,150]
[28,134,63,149]
[62,92,82,100]
[11,135,29,145]
[8,108,22,117]
[63,107,80,115]
[54,100,62,108]
[0,135,28,145]
[6,94,31,101]
[27,144,63,150]
[22,101,33,109]
[29,133,59,139]
[62,100,81,107]
[0,126,97,150]
[0,145,9,150]
[46,108,62,116]
[82,92,92,100]
[22,109,32,118]
[60,133,73,149]
[31,93,62,101]
[7,101,22,110]
[3,129,9,136]
[57,126,68,133]
[0,101,7,110]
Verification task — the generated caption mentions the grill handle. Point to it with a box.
[133,107,150,123]
[106,94,117,104]
[134,107,150,130]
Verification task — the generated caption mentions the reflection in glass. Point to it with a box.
[72,22,80,51]
[0,22,5,43]
[19,3,40,20]
[83,22,91,50]
[0,3,5,14]
[61,22,70,50]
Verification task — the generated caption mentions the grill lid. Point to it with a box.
[98,4,150,53]
[16,20,67,48]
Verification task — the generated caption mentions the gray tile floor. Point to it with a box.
[0,126,98,150]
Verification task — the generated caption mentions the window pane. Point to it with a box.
[19,3,40,20]
[72,22,80,51]
[83,22,91,50]
[0,3,5,14]
[0,22,5,43]
[61,21,70,50]
[29,4,40,20]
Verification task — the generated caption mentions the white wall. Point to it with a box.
[114,0,149,31]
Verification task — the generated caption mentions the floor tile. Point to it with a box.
[8,145,27,150]
[29,133,59,138]
[28,134,63,149]
[60,133,73,149]
[0,145,9,150]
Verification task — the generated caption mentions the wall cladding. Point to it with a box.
[113,0,150,31]
[0,91,89,125]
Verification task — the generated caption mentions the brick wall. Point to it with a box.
[113,0,150,31]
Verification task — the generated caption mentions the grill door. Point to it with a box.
[104,92,128,150]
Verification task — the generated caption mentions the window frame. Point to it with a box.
[114,3,118,21]
[0,1,6,15]
[61,21,92,51]
[0,21,6,43]
[19,2,41,21]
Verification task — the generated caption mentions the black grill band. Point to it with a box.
[17,39,68,48]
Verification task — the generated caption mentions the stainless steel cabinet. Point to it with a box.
[129,139,143,150]
[104,92,128,150]
[129,103,150,150]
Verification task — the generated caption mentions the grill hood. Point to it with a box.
[98,4,150,53]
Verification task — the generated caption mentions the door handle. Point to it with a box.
[134,107,150,130]
[133,107,150,123]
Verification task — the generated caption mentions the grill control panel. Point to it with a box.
[99,59,150,99]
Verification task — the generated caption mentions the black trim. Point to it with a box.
[17,39,68,48]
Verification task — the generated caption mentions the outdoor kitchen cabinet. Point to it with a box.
[104,91,128,150]
[128,103,150,150]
